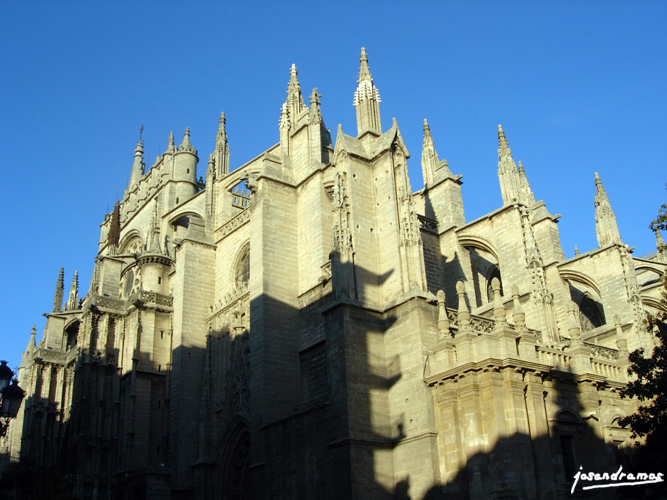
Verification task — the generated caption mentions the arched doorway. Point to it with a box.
[215,418,250,500]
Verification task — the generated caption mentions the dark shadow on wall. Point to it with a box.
[8,264,656,500]
[13,321,178,500]
[419,371,640,500]
[242,256,409,500]
[0,458,78,500]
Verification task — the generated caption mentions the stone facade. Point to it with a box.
[5,49,666,500]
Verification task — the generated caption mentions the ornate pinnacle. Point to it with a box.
[353,48,381,105]
[214,112,229,176]
[594,172,621,247]
[574,245,580,256]
[29,325,37,348]
[288,64,299,91]
[23,324,37,363]
[67,270,79,310]
[358,47,373,83]
[517,161,536,205]
[126,138,145,193]
[353,48,381,135]
[423,119,434,148]
[178,127,197,154]
[594,172,606,197]
[107,201,121,250]
[285,63,305,119]
[180,127,193,151]
[421,118,440,186]
[498,124,511,155]
[148,201,162,254]
[168,130,175,150]
[216,112,227,148]
[497,124,522,205]
[52,267,64,313]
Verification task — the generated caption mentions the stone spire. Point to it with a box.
[21,325,37,367]
[497,125,521,205]
[107,201,121,253]
[285,64,305,127]
[89,258,100,295]
[147,202,163,254]
[52,267,64,313]
[594,172,622,247]
[179,128,196,153]
[66,271,79,311]
[214,112,230,176]
[126,140,145,193]
[517,161,536,205]
[167,130,176,153]
[353,47,382,137]
[421,119,454,187]
[421,119,438,186]
[27,325,37,354]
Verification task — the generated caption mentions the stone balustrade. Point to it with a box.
[427,282,627,382]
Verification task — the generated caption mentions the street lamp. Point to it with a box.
[0,361,12,392]
[0,360,25,437]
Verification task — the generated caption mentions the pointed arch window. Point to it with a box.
[465,245,501,307]
[578,294,605,332]
[65,320,80,351]
[234,244,250,292]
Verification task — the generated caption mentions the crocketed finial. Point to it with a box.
[358,47,373,82]
[423,119,434,147]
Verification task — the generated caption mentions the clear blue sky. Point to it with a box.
[1,2,665,373]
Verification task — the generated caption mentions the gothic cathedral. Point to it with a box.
[5,49,667,499]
